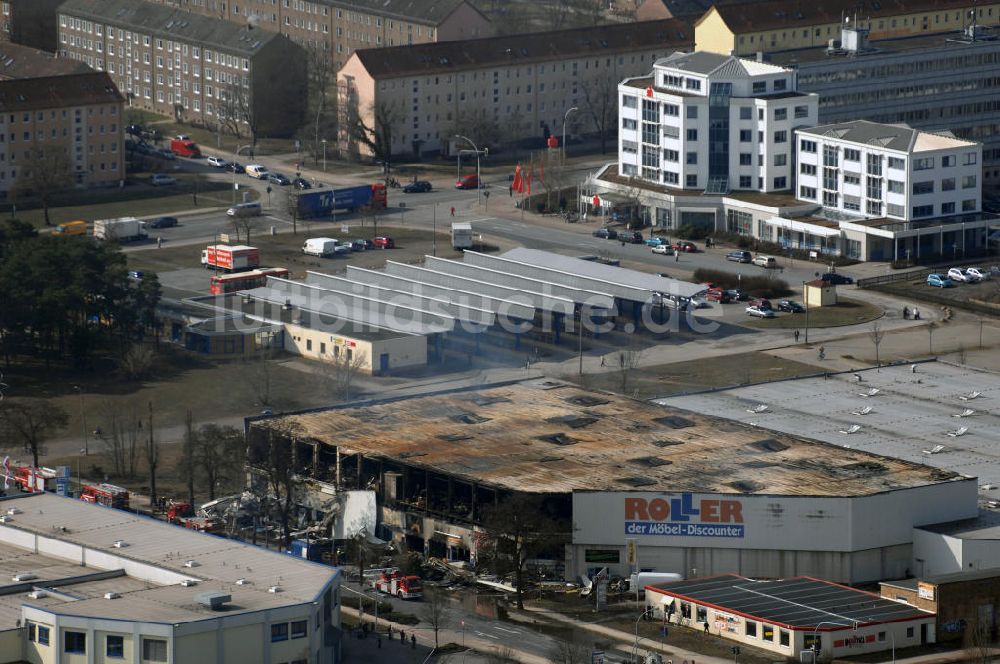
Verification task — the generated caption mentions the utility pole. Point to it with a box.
[577,307,584,375]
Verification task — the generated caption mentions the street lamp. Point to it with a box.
[803,280,810,344]
[321,139,328,172]
[807,621,849,664]
[73,385,87,456]
[632,606,657,663]
[455,134,481,205]
[562,106,578,165]
[233,144,251,203]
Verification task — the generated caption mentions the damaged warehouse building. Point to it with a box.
[246,378,991,584]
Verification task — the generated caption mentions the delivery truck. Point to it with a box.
[170,137,201,158]
[451,222,473,250]
[94,217,147,242]
[201,244,260,272]
[294,183,387,218]
[301,237,341,258]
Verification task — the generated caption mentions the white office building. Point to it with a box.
[617,51,818,194]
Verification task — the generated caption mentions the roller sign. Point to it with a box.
[625,494,745,538]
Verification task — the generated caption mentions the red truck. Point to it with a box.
[170,137,201,158]
[372,570,423,599]
[201,244,260,272]
[166,500,194,523]
[8,465,59,493]
[80,483,130,510]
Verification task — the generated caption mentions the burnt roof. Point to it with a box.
[353,19,693,78]
[0,72,122,111]
[709,0,986,34]
[255,378,964,496]
[0,43,92,81]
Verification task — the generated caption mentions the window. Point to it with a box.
[888,156,905,170]
[887,180,905,194]
[774,130,787,143]
[305,339,312,352]
[664,149,678,162]
[65,632,86,654]
[773,78,786,91]
[622,140,638,154]
[38,626,50,646]
[912,205,933,218]
[686,151,697,165]
[28,624,36,642]
[686,129,698,141]
[622,118,637,130]
[942,178,956,191]
[696,607,708,621]
[685,78,700,91]
[292,620,308,639]
[794,105,809,119]
[800,186,816,199]
[622,95,637,108]
[942,155,956,167]
[106,635,124,658]
[801,164,816,176]
[727,210,753,234]
[739,129,752,142]
[941,202,956,214]
[963,199,978,211]
[878,632,887,642]
[739,176,752,188]
[844,148,860,162]
[963,175,977,189]
[913,157,934,170]
[774,154,787,167]
[663,171,679,184]
[844,173,861,185]
[912,181,934,195]
[774,176,787,190]
[823,191,838,206]
[752,81,766,94]
[663,103,678,117]
[804,634,821,651]
[800,139,816,153]
[773,108,787,121]
[746,621,757,637]
[739,107,752,120]
[963,152,977,165]
[887,203,905,217]
[906,627,915,638]
[271,623,289,642]
[762,625,774,642]
[739,153,752,166]
[142,638,167,662]
[780,630,790,647]
[685,174,697,187]
[686,106,698,119]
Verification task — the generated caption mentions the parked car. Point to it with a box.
[753,255,777,268]
[749,298,773,310]
[350,239,369,251]
[725,288,749,301]
[645,236,667,247]
[689,296,710,309]
[777,300,805,313]
[927,273,954,288]
[456,174,480,189]
[820,272,854,285]
[373,236,395,249]
[651,244,673,255]
[148,216,178,229]
[206,156,229,168]
[268,172,291,186]
[403,180,433,193]
[228,162,246,174]
[746,305,776,318]
[293,178,312,190]
[706,287,732,303]
[947,267,971,283]
[672,241,698,253]
[128,270,144,280]
[622,231,644,244]
[150,174,176,186]
[593,227,618,240]
[157,148,176,160]
[726,250,753,263]
[966,267,991,281]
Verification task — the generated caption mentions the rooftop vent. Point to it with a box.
[728,480,764,493]
[653,415,695,429]
[843,461,887,477]
[103,592,121,600]
[564,395,610,407]
[184,560,199,568]
[196,591,231,610]
[113,540,127,548]
[11,573,36,582]
[27,590,46,599]
[0,515,13,523]
[546,414,600,429]
[268,585,282,593]
[235,578,249,585]
[619,476,657,488]
[468,395,511,407]
[6,507,20,515]
[630,456,672,468]
[538,432,577,446]
[449,412,490,425]
[652,439,684,448]
[180,579,199,587]
[749,438,788,453]
[437,433,472,442]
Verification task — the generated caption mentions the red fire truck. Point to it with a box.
[80,483,130,510]
[372,569,423,599]
[165,500,194,523]
[9,465,59,493]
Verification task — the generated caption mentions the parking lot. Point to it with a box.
[872,263,1000,313]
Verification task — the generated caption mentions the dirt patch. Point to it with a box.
[742,298,884,330]
[562,351,820,399]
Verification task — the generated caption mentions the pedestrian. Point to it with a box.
[400,630,405,643]
[600,356,606,367]
[818,345,826,360]
[509,185,513,197]
[157,236,162,249]
[377,636,382,649]
[903,306,909,319]
[411,634,416,649]
[450,206,455,217]
[914,307,921,320]
[794,330,800,343]
[704,622,709,633]
[674,251,680,262]
[620,239,626,247]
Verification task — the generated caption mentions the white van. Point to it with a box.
[245,164,269,180]
[227,202,262,217]
[753,255,777,268]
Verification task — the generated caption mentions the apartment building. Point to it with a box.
[57,0,306,138]
[144,0,493,69]
[692,0,1000,186]
[0,71,123,196]
[0,0,64,51]
[0,42,92,80]
[618,51,818,194]
[338,19,693,159]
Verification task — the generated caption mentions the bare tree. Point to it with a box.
[579,72,617,154]
[484,646,517,664]
[478,494,569,609]
[196,423,245,501]
[614,332,643,395]
[98,401,142,478]
[181,411,197,508]
[928,321,937,355]
[348,530,380,583]
[317,350,368,403]
[302,42,337,167]
[447,105,504,148]
[13,143,73,226]
[423,587,452,650]
[869,321,885,371]
[229,214,261,245]
[0,399,67,468]
[248,421,301,548]
[120,344,155,380]
[145,401,159,509]
[219,80,260,146]
[284,190,300,235]
[548,630,593,664]
[244,347,276,409]
[344,97,404,172]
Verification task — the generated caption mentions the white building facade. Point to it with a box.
[617,51,818,194]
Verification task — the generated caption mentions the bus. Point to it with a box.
[209,267,289,295]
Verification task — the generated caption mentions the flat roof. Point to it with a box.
[0,493,338,626]
[769,28,1000,67]
[255,378,962,496]
[658,362,1000,493]
[649,574,933,629]
[918,509,1000,540]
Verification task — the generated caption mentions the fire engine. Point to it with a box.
[9,465,58,493]
[372,569,423,599]
[182,516,223,534]
[80,483,130,510]
[165,500,194,523]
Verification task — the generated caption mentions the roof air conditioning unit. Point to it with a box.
[113,540,127,548]
[180,579,199,587]
[196,592,231,610]
[268,585,282,593]
[7,507,20,515]
[235,578,249,585]
[104,592,121,600]
[12,573,36,582]
[27,590,46,599]
[184,560,199,568]
[0,515,13,523]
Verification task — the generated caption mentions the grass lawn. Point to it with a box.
[743,297,883,329]
[565,351,820,399]
[152,120,298,157]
